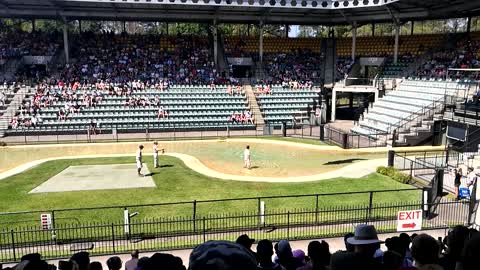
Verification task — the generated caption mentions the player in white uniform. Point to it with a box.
[244,145,251,169]
[136,145,144,176]
[153,142,159,168]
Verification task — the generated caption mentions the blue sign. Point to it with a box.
[459,188,470,199]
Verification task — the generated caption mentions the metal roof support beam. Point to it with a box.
[259,21,264,66]
[394,23,400,64]
[63,22,69,64]
[352,21,357,62]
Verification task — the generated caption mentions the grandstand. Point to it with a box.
[2,0,480,268]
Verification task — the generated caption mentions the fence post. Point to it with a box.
[51,210,56,232]
[342,133,348,149]
[257,198,261,226]
[287,211,290,240]
[388,150,395,167]
[10,230,16,261]
[368,192,374,222]
[409,161,414,178]
[202,217,206,243]
[315,195,319,225]
[193,200,197,233]
[469,181,477,225]
[111,223,116,254]
[445,148,450,167]
[319,124,324,141]
[422,187,430,219]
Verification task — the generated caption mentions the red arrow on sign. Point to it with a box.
[402,223,416,229]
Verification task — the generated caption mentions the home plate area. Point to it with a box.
[29,164,156,193]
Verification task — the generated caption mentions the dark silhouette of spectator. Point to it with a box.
[236,234,258,260]
[411,234,442,270]
[106,256,122,270]
[276,240,304,270]
[330,225,384,270]
[382,250,403,270]
[256,239,285,270]
[189,240,257,270]
[399,233,413,264]
[136,256,150,270]
[440,225,470,270]
[89,261,103,270]
[460,233,480,270]
[343,233,355,252]
[142,253,185,270]
[71,252,90,270]
[297,240,330,270]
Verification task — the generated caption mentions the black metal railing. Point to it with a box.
[0,199,468,263]
[323,126,388,149]
[0,189,421,230]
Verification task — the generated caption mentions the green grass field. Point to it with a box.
[0,155,420,229]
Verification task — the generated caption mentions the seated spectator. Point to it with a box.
[411,234,442,270]
[157,106,169,119]
[57,108,67,121]
[330,225,384,270]
[460,233,480,270]
[236,234,257,261]
[298,240,330,270]
[89,261,103,270]
[257,239,285,270]
[106,256,122,270]
[71,251,90,270]
[275,240,304,270]
[189,240,257,270]
[141,253,185,270]
[125,250,139,270]
[440,225,470,270]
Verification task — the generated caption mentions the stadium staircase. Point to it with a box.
[244,85,265,132]
[0,86,29,137]
[351,79,471,146]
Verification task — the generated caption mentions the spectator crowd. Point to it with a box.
[4,224,480,270]
[415,37,480,80]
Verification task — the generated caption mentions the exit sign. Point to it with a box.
[397,210,422,232]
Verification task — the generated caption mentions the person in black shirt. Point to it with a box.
[454,168,463,200]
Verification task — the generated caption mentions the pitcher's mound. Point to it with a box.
[29,164,156,193]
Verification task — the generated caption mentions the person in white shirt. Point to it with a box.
[466,167,477,196]
[244,145,251,169]
[136,145,144,176]
[153,142,159,168]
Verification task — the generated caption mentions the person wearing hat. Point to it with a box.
[236,234,258,260]
[330,224,384,270]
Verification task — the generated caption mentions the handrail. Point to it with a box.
[384,94,446,134]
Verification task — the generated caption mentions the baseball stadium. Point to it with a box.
[0,0,480,269]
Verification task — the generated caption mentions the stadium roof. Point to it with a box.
[1,0,480,25]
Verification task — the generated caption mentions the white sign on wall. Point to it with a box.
[397,210,422,232]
